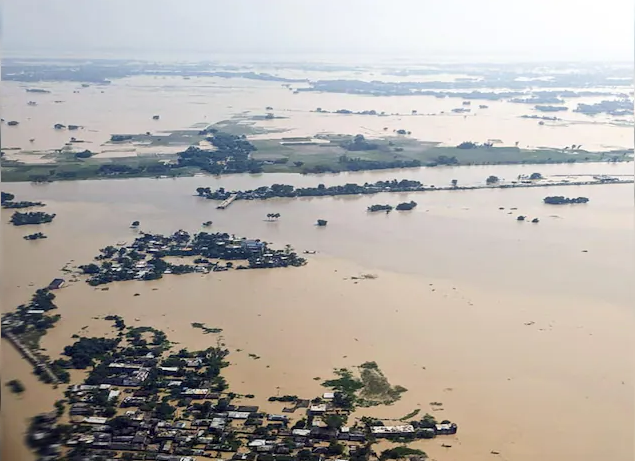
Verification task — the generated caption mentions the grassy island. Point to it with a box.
[2,124,631,182]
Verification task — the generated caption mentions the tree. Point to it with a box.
[109,416,133,430]
[457,141,477,149]
[292,418,307,429]
[325,414,346,429]
[63,337,120,369]
[419,413,437,429]
[529,172,543,180]
[380,447,427,460]
[54,400,66,416]
[6,379,25,393]
[486,175,500,185]
[451,179,458,187]
[432,155,458,165]
[297,449,313,461]
[328,441,345,455]
[74,150,93,159]
[155,401,176,420]
[395,201,417,211]
[333,391,354,409]
[1,192,15,204]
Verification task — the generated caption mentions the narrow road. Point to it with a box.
[2,330,60,384]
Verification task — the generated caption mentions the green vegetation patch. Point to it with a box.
[3,124,631,183]
[62,337,121,369]
[399,409,421,421]
[322,368,364,394]
[322,361,407,408]
[358,361,408,405]
[126,326,169,349]
[380,446,427,460]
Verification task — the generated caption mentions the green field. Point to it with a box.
[254,135,631,173]
[2,119,631,182]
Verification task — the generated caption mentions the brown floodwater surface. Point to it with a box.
[1,164,633,461]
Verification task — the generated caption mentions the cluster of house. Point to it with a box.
[85,230,306,285]
[57,386,457,460]
[30,340,458,461]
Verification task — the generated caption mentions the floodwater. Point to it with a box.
[2,162,633,461]
[3,74,632,162]
[1,343,65,461]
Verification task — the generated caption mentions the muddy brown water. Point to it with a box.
[2,163,633,460]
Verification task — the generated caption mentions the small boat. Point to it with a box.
[303,250,317,254]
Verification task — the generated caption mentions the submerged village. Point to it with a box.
[2,163,625,461]
[2,215,458,461]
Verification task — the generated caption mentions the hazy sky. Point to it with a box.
[3,0,633,62]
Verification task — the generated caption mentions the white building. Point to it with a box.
[370,425,415,436]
